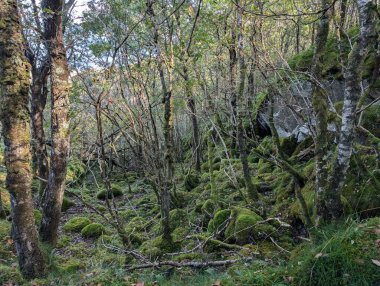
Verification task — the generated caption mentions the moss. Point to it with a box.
[96,186,123,200]
[172,227,190,242]
[0,265,24,285]
[169,208,187,229]
[66,158,86,183]
[63,216,91,232]
[61,197,75,212]
[56,235,71,248]
[233,210,264,244]
[280,136,298,157]
[34,209,42,226]
[201,199,216,218]
[59,259,83,272]
[81,223,105,238]
[184,171,200,191]
[125,216,147,233]
[207,209,231,234]
[140,235,180,258]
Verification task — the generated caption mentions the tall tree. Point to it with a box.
[326,0,376,219]
[40,0,71,245]
[311,0,332,225]
[0,0,45,278]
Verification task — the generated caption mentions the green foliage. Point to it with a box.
[64,216,91,232]
[290,219,380,286]
[81,223,105,238]
[0,265,24,285]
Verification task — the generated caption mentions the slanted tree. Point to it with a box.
[40,0,71,245]
[0,0,45,278]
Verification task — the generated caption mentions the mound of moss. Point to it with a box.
[96,185,123,200]
[64,216,91,232]
[81,223,105,238]
[62,197,75,212]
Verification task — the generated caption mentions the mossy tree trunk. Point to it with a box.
[40,0,71,245]
[326,0,376,219]
[147,0,173,241]
[311,0,332,225]
[30,65,49,197]
[0,0,45,278]
[236,1,258,201]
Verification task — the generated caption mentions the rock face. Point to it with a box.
[261,79,379,141]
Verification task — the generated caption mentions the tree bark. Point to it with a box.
[311,0,332,225]
[236,0,258,201]
[0,0,45,278]
[31,65,49,197]
[40,0,71,245]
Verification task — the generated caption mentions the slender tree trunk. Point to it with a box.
[236,0,258,201]
[147,0,172,241]
[31,66,49,197]
[327,0,375,219]
[183,64,201,173]
[311,0,332,225]
[0,0,45,278]
[40,0,71,245]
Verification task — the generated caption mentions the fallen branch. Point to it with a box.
[126,257,252,271]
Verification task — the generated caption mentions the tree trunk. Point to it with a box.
[147,0,172,241]
[183,65,201,173]
[40,0,71,245]
[326,0,375,219]
[236,0,258,201]
[0,0,45,278]
[31,66,49,197]
[311,0,332,225]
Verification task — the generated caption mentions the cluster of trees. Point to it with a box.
[0,0,378,280]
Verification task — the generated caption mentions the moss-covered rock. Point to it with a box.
[233,209,264,244]
[63,216,91,232]
[201,199,216,218]
[96,186,123,200]
[125,216,147,233]
[61,197,75,212]
[81,223,105,238]
[140,235,180,258]
[207,209,231,234]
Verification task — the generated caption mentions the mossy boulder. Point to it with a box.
[81,223,105,238]
[96,186,123,200]
[64,216,91,232]
[201,199,216,218]
[61,197,75,212]
[208,209,231,236]
[233,209,265,244]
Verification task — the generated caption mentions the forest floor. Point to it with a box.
[1,139,380,285]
